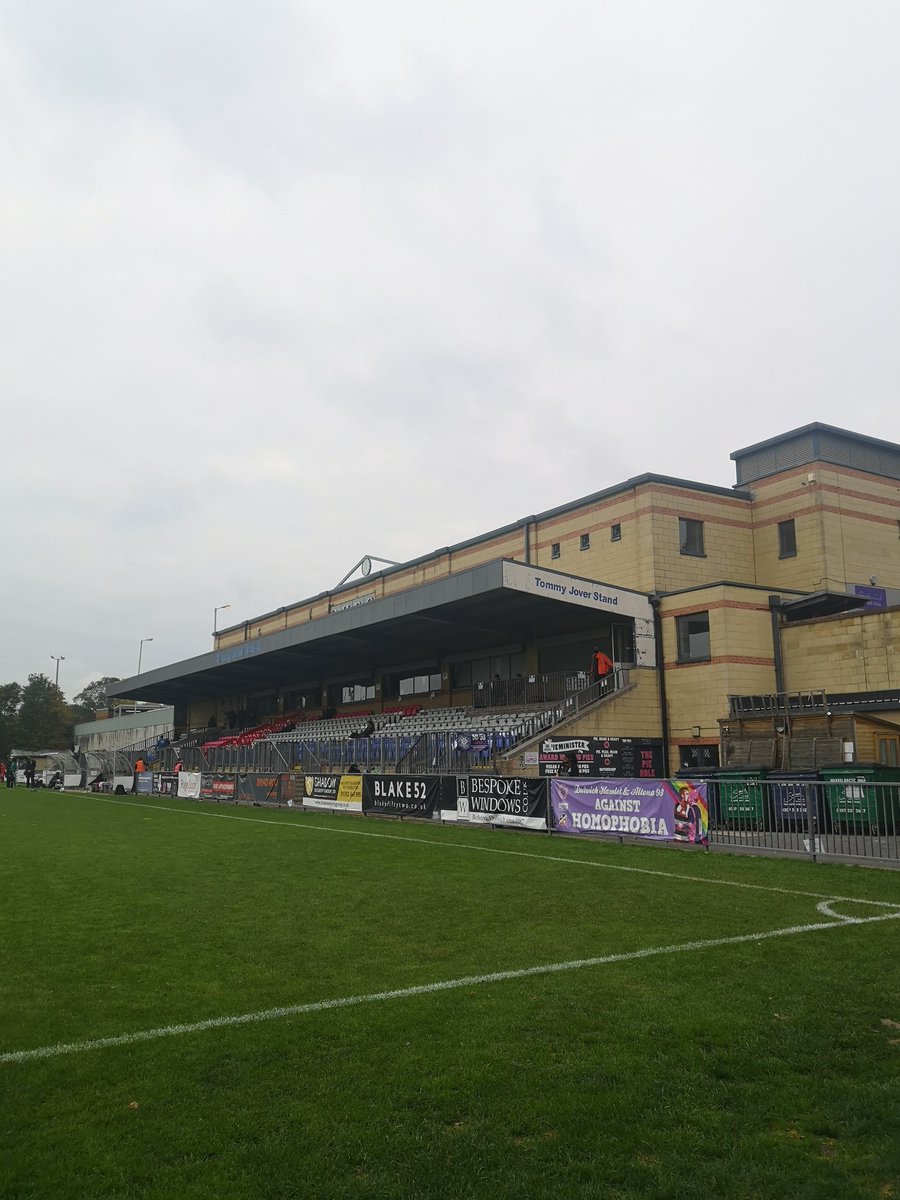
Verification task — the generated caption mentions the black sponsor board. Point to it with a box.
[237,773,284,804]
[153,772,178,796]
[362,774,444,818]
[303,774,340,802]
[443,776,548,829]
[539,736,664,778]
[200,773,237,800]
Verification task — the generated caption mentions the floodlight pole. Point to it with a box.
[50,654,65,686]
[138,637,153,675]
[214,603,231,635]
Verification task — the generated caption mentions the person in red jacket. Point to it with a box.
[591,646,615,697]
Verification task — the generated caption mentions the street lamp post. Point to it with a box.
[138,637,153,674]
[50,655,65,686]
[213,603,231,634]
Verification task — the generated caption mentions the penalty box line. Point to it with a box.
[89,794,900,911]
[3,907,899,1066]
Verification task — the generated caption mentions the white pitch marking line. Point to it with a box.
[3,907,898,1067]
[89,795,900,910]
[815,899,880,923]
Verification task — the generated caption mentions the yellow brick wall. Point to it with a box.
[782,608,900,692]
[659,584,777,744]
[750,465,900,593]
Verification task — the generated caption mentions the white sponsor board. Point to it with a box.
[303,774,363,812]
[177,771,202,799]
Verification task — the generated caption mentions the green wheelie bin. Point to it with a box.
[716,767,769,831]
[819,762,900,835]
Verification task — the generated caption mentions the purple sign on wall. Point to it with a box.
[853,584,887,610]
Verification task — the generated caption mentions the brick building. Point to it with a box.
[120,423,900,774]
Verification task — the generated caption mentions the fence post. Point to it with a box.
[804,782,817,861]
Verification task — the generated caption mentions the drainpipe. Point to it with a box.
[768,595,785,696]
[523,516,536,564]
[650,594,670,777]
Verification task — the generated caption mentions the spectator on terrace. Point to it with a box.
[590,646,615,697]
[347,763,362,774]
[135,757,145,774]
[354,717,375,737]
[173,759,184,773]
[207,714,218,729]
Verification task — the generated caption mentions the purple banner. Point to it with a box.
[550,777,709,843]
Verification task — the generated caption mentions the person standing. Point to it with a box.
[559,750,579,776]
[590,646,615,697]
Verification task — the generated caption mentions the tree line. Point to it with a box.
[0,676,122,760]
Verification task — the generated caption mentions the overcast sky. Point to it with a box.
[2,0,898,700]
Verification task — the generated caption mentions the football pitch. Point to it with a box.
[2,790,898,1199]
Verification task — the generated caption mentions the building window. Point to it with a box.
[551,542,560,560]
[778,519,797,558]
[679,517,705,557]
[610,523,621,542]
[676,612,710,662]
[398,672,442,697]
[580,533,590,551]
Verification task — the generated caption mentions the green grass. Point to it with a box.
[1,789,899,1199]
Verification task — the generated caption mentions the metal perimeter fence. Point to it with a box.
[704,775,900,866]
[125,769,900,868]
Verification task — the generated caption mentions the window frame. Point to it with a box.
[610,523,621,542]
[550,542,561,560]
[778,518,797,558]
[579,533,590,551]
[678,517,705,557]
[675,611,711,663]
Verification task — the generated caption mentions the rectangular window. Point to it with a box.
[610,523,621,542]
[676,612,710,662]
[580,533,590,551]
[551,542,560,560]
[451,661,472,688]
[877,737,899,766]
[778,519,797,558]
[679,518,705,557]
[397,673,442,698]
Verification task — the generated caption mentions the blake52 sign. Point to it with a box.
[362,775,443,818]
